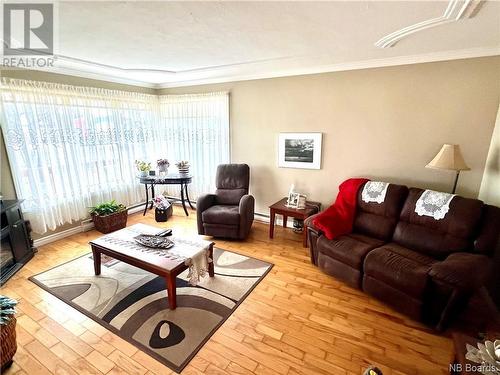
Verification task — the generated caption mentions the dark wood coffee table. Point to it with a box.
[269,198,321,247]
[89,224,214,310]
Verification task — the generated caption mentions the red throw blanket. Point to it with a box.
[312,178,369,240]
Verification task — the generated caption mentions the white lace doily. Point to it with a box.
[361,181,389,204]
[415,190,455,220]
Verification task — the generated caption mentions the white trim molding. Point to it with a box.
[33,222,93,248]
[2,47,498,90]
[375,0,484,48]
[157,47,500,88]
[33,204,145,248]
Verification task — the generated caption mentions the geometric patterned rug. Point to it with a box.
[29,248,273,373]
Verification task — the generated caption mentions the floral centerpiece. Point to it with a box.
[135,160,151,177]
[153,195,172,222]
[157,159,170,175]
[1,295,18,371]
[176,160,190,174]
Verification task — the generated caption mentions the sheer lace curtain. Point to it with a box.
[159,92,229,198]
[0,79,229,234]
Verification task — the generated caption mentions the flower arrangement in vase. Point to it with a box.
[135,160,151,177]
[157,159,170,176]
[176,160,190,174]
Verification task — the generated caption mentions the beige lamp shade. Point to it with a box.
[426,144,470,171]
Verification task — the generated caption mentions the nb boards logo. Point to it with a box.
[2,2,56,68]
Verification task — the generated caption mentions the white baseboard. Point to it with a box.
[128,204,146,215]
[33,202,147,248]
[33,225,88,248]
[33,205,293,247]
[254,212,295,227]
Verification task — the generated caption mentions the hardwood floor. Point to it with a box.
[1,206,454,375]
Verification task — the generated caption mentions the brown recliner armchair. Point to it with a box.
[197,164,254,240]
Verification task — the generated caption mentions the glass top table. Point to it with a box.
[138,174,194,216]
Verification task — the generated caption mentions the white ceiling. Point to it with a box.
[22,1,500,87]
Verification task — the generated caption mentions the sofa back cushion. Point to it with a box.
[393,188,483,259]
[215,164,249,205]
[353,183,409,241]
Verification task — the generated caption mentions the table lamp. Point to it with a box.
[426,144,470,194]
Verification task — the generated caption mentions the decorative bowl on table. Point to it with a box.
[134,234,174,249]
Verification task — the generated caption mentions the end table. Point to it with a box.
[269,198,321,247]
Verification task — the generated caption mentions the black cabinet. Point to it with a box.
[0,200,35,285]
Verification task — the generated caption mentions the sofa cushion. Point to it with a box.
[317,252,363,289]
[353,183,408,241]
[215,164,249,205]
[203,223,239,238]
[318,233,384,269]
[364,243,437,298]
[201,205,239,225]
[363,275,423,321]
[392,188,483,259]
[216,189,247,205]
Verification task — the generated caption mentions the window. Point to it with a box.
[0,79,229,233]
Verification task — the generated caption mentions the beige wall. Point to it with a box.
[162,57,500,215]
[479,105,500,206]
[1,57,499,236]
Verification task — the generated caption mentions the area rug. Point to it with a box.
[29,248,273,373]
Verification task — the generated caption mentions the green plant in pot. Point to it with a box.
[0,295,18,371]
[89,200,128,234]
[176,160,190,174]
[135,160,151,177]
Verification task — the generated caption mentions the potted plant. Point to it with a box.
[135,160,151,177]
[176,160,190,174]
[89,200,128,234]
[157,159,170,176]
[0,295,18,371]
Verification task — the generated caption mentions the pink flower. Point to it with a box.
[153,195,171,209]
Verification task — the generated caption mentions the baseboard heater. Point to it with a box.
[32,203,281,248]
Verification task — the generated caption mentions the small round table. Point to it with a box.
[138,174,194,216]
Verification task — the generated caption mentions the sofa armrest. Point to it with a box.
[429,252,493,291]
[196,194,217,235]
[304,213,323,235]
[239,194,255,239]
[304,213,323,265]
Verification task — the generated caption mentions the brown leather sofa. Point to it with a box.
[306,183,499,330]
[197,164,255,240]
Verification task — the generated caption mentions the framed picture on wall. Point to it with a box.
[278,132,322,169]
